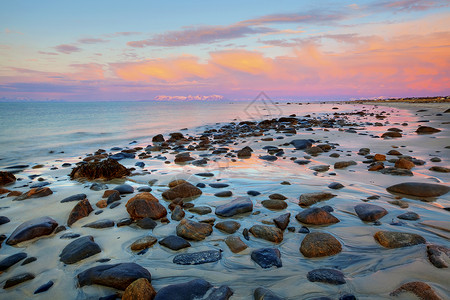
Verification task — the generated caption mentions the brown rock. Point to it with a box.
[374,154,386,161]
[126,193,167,220]
[300,232,342,258]
[237,147,252,158]
[68,198,93,226]
[416,126,441,134]
[215,221,240,234]
[225,236,248,253]
[176,219,212,241]
[171,205,185,221]
[15,187,53,200]
[69,158,130,181]
[298,192,336,207]
[295,207,339,225]
[390,281,442,300]
[0,188,10,195]
[0,171,16,186]
[273,213,290,230]
[7,191,22,197]
[130,236,157,251]
[102,190,118,198]
[427,244,449,268]
[395,158,415,170]
[168,179,186,188]
[122,278,156,300]
[368,163,384,171]
[429,166,450,173]
[334,161,357,169]
[381,131,402,138]
[162,182,202,200]
[374,231,426,248]
[249,225,283,243]
[261,200,287,210]
[96,200,107,208]
[386,182,450,198]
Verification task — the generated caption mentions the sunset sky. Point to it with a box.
[1,0,449,101]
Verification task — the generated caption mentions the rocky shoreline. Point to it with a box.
[0,102,449,299]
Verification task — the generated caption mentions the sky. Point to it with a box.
[0,0,449,101]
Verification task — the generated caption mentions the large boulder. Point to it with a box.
[386,182,450,198]
[162,182,202,200]
[77,263,151,290]
[0,171,16,186]
[59,236,101,264]
[176,219,213,241]
[300,232,342,258]
[126,193,167,220]
[215,197,253,217]
[70,158,130,181]
[6,217,58,245]
[67,198,93,226]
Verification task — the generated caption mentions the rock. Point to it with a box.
[254,287,284,300]
[130,236,157,251]
[77,262,151,290]
[171,205,185,221]
[380,167,413,176]
[300,232,342,258]
[154,279,211,300]
[0,216,10,225]
[294,160,311,165]
[61,193,86,203]
[173,250,221,265]
[328,182,344,189]
[82,219,114,229]
[209,183,229,188]
[273,213,290,230]
[307,269,346,285]
[262,200,287,210]
[215,197,253,217]
[67,198,93,226]
[310,165,330,172]
[237,147,252,158]
[416,126,441,134]
[126,192,167,220]
[386,182,450,198]
[249,225,283,243]
[60,233,81,239]
[0,252,27,272]
[60,236,101,264]
[334,161,357,169]
[3,273,35,289]
[159,235,191,250]
[136,218,157,229]
[390,281,442,300]
[247,190,261,196]
[215,191,233,197]
[122,278,156,300]
[374,231,426,248]
[427,244,449,268]
[388,199,409,208]
[259,155,278,162]
[381,131,402,138]
[162,182,202,200]
[295,208,339,225]
[395,158,415,170]
[70,158,130,180]
[251,248,282,269]
[397,212,420,220]
[204,285,233,300]
[225,236,248,253]
[290,139,313,150]
[114,184,134,194]
[117,218,133,227]
[6,216,58,245]
[298,192,336,207]
[215,221,240,234]
[106,190,121,204]
[176,219,213,241]
[354,203,388,222]
[304,146,323,156]
[188,206,212,215]
[269,193,287,200]
[0,171,16,186]
[374,154,386,161]
[387,149,402,155]
[34,280,54,294]
[429,166,450,173]
[152,134,165,143]
[90,183,108,191]
[15,187,53,200]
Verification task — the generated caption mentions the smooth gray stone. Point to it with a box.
[61,194,87,203]
[0,252,27,271]
[215,197,253,217]
[307,268,346,285]
[60,236,101,264]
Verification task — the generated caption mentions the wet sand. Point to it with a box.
[0,102,449,299]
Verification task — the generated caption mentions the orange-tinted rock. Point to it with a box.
[390,281,442,300]
[225,236,248,253]
[298,192,336,207]
[130,236,157,251]
[395,158,415,170]
[374,231,426,248]
[300,232,342,258]
[249,225,283,243]
[369,163,384,171]
[122,278,156,300]
[176,219,212,241]
[7,191,22,197]
[162,182,202,200]
[126,193,167,220]
[374,154,386,161]
[68,198,93,226]
[70,158,130,181]
[295,207,339,225]
[416,126,441,134]
[168,179,186,188]
[381,131,402,138]
[0,188,10,195]
[102,190,118,198]
[0,171,16,186]
[15,187,53,200]
[96,200,107,208]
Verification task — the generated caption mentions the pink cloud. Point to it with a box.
[54,44,81,54]
[78,38,108,44]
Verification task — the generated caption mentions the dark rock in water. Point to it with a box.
[215,191,233,197]
[251,248,282,269]
[294,160,311,165]
[6,216,58,245]
[3,273,35,289]
[328,182,344,189]
[209,183,229,188]
[415,126,441,134]
[117,218,133,227]
[237,146,253,158]
[60,233,81,239]
[215,221,240,234]
[374,231,426,248]
[0,216,10,225]
[299,226,310,234]
[429,166,450,173]
[122,278,156,300]
[397,212,420,220]
[321,205,334,212]
[21,257,37,265]
[126,192,167,220]
[60,236,101,264]
[70,158,131,181]
[61,194,86,203]
[173,250,221,265]
[262,200,287,210]
[68,198,93,227]
[195,172,214,177]
[34,280,54,294]
[171,205,185,221]
[215,197,253,217]
[135,162,145,168]
[300,232,342,258]
[380,167,413,176]
[188,206,212,215]
[354,203,388,222]
[307,268,346,285]
[269,193,287,200]
[77,263,151,290]
[196,183,206,188]
[249,225,283,243]
[334,161,357,169]
[176,219,213,241]
[15,187,53,200]
[310,165,329,172]
[254,287,284,300]
[390,281,441,300]
[0,171,16,186]
[273,213,290,230]
[159,235,191,250]
[162,182,202,200]
[137,186,152,192]
[5,164,29,170]
[114,184,134,194]
[247,190,261,196]
[225,236,248,253]
[90,183,108,191]
[205,285,233,300]
[427,244,449,268]
[298,192,336,207]
[290,139,313,150]
[0,252,27,271]
[339,294,356,300]
[259,155,278,162]
[152,134,165,143]
[107,192,121,205]
[386,182,450,198]
[154,279,212,300]
[30,181,50,188]
[54,226,66,234]
[295,207,339,225]
[135,218,157,229]
[82,219,114,229]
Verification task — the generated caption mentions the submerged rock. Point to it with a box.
[162,182,202,200]
[295,207,339,225]
[3,273,35,289]
[273,213,290,230]
[82,219,114,229]
[386,182,450,198]
[6,216,58,245]
[130,236,157,251]
[60,236,101,264]
[251,248,282,269]
[159,235,191,251]
[390,281,442,300]
[249,225,283,243]
[290,139,313,150]
[34,280,54,294]
[215,197,253,217]
[70,158,130,181]
[126,192,167,220]
[173,250,222,265]
[153,279,211,300]
[427,244,449,268]
[176,219,213,241]
[298,192,336,207]
[307,269,346,285]
[0,171,16,186]
[354,203,388,222]
[0,252,27,272]
[254,287,284,300]
[334,161,357,169]
[215,221,241,234]
[415,126,441,134]
[397,212,420,220]
[225,236,248,253]
[374,231,426,248]
[300,232,342,258]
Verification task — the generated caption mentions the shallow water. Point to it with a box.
[0,102,449,299]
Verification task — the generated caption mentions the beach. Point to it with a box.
[0,101,449,299]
